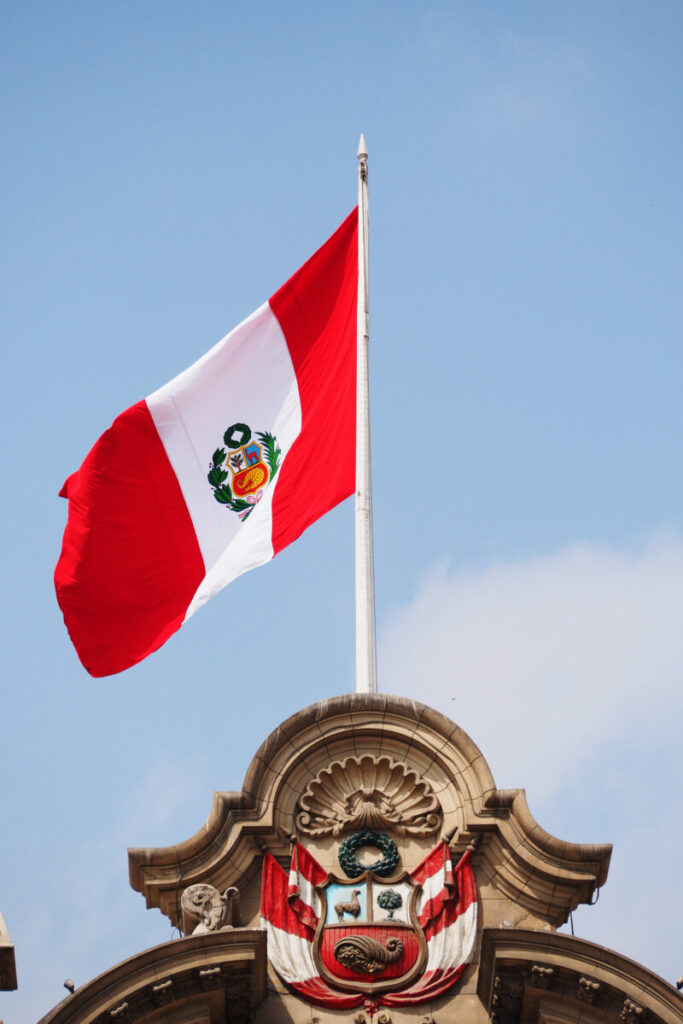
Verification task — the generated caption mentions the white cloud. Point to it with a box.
[380,535,683,801]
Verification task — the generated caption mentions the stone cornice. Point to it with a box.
[472,788,612,923]
[37,929,266,1024]
[478,928,682,1024]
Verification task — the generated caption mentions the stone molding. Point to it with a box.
[472,787,611,924]
[478,928,682,1024]
[127,693,611,930]
[36,929,266,1024]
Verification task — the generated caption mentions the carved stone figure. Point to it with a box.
[180,884,241,935]
[376,889,402,920]
[296,755,442,837]
[334,889,362,922]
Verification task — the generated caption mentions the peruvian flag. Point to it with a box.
[55,210,357,677]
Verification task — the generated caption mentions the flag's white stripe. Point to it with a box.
[425,900,477,972]
[147,303,301,594]
[417,867,446,911]
[261,918,317,984]
[289,867,322,920]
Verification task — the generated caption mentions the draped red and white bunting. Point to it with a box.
[287,841,327,932]
[261,847,363,1009]
[260,841,477,1009]
[381,843,478,1006]
[55,211,358,677]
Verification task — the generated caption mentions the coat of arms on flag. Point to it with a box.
[207,422,281,520]
[260,831,477,1011]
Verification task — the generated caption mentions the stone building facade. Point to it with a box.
[0,910,17,993]
[37,694,681,1024]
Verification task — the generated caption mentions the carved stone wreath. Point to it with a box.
[296,755,442,838]
[338,830,399,879]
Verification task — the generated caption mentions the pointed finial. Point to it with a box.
[357,133,368,160]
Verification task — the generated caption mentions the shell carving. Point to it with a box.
[296,755,442,837]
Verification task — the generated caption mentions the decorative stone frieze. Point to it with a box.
[150,978,174,1006]
[296,754,442,837]
[479,929,682,1024]
[198,965,223,990]
[578,976,601,1003]
[529,964,554,988]
[622,999,645,1023]
[490,973,525,1024]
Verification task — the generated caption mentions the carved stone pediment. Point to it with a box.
[295,754,442,837]
[128,693,612,931]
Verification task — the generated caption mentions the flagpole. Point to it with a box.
[355,133,377,694]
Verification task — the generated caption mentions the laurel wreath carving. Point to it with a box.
[338,830,399,879]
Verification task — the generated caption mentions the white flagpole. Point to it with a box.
[355,133,377,694]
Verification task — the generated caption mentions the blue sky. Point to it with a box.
[2,3,682,1019]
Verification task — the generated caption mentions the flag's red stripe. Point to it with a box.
[287,842,327,931]
[262,853,315,940]
[268,209,357,555]
[295,841,328,885]
[54,400,205,677]
[411,841,448,886]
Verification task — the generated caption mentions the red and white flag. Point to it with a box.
[55,210,357,676]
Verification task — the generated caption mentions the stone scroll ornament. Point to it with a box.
[295,756,443,838]
[259,839,477,1012]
